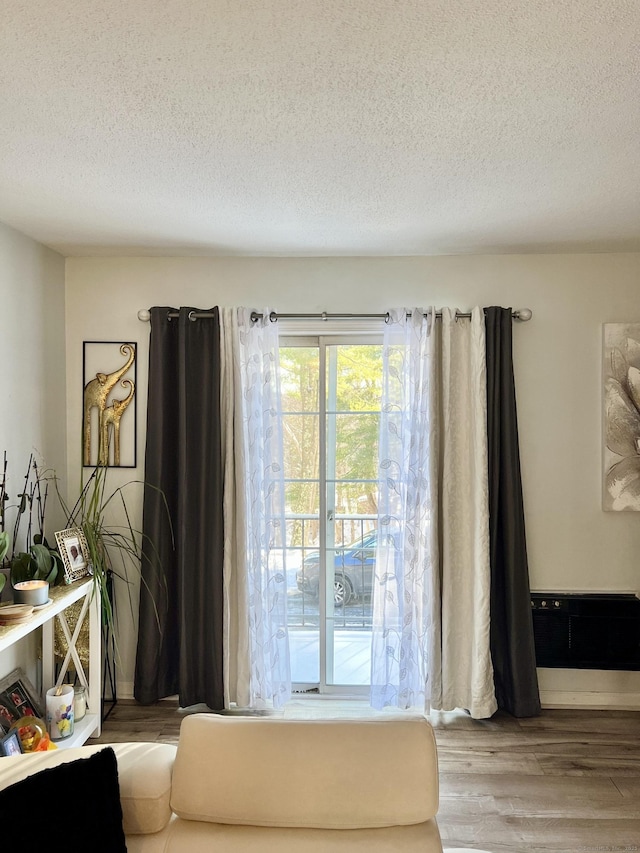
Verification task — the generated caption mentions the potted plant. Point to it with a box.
[57,463,168,653]
[60,464,145,630]
[1,450,167,674]
[0,531,8,597]
[0,455,63,600]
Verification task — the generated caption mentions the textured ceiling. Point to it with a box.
[1,0,639,256]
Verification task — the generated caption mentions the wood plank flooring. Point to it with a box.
[95,700,640,852]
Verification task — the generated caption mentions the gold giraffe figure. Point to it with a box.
[83,344,135,465]
[99,379,135,467]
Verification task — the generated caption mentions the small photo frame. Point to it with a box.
[0,667,44,721]
[0,699,15,729]
[0,729,24,757]
[55,527,92,584]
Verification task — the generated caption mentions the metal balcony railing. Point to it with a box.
[286,513,376,629]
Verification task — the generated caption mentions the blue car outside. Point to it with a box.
[296,531,377,606]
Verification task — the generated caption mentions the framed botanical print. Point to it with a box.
[603,323,640,510]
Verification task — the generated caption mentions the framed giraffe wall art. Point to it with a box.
[83,341,137,468]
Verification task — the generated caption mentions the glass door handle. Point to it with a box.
[327,509,335,522]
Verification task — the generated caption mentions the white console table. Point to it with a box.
[0,577,101,746]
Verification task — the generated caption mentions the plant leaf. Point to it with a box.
[0,531,9,563]
[31,543,53,576]
[10,552,35,584]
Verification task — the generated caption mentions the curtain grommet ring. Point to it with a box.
[188,310,197,322]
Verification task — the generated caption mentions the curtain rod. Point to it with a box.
[137,308,533,323]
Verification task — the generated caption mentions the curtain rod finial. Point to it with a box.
[515,308,532,322]
[138,309,151,322]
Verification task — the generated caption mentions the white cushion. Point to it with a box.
[0,742,176,836]
[165,815,443,852]
[171,715,439,830]
[109,742,176,834]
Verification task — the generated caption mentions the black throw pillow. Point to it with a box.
[0,747,127,851]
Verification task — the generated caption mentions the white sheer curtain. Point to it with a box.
[221,307,291,710]
[371,307,497,719]
[371,308,439,710]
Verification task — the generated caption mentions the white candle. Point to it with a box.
[13,580,49,606]
[74,686,86,720]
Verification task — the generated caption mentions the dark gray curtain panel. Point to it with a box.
[485,307,541,718]
[134,307,224,709]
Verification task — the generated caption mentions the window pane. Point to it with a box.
[328,345,384,412]
[331,510,377,548]
[281,344,321,686]
[285,511,320,549]
[280,347,319,413]
[330,412,380,481]
[285,339,383,691]
[283,413,319,480]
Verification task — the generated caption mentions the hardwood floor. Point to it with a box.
[96,699,640,852]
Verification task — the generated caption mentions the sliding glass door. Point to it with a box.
[280,337,382,693]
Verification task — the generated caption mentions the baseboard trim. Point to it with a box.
[117,681,134,700]
[540,689,640,710]
[117,682,640,711]
[116,682,178,704]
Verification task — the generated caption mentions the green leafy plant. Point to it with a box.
[59,464,169,638]
[0,454,62,590]
[0,530,8,595]
[9,536,63,585]
[0,450,168,662]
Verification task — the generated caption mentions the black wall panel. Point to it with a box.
[531,593,640,670]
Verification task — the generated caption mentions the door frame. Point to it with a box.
[282,333,381,696]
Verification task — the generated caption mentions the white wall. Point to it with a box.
[0,222,66,682]
[65,253,640,707]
